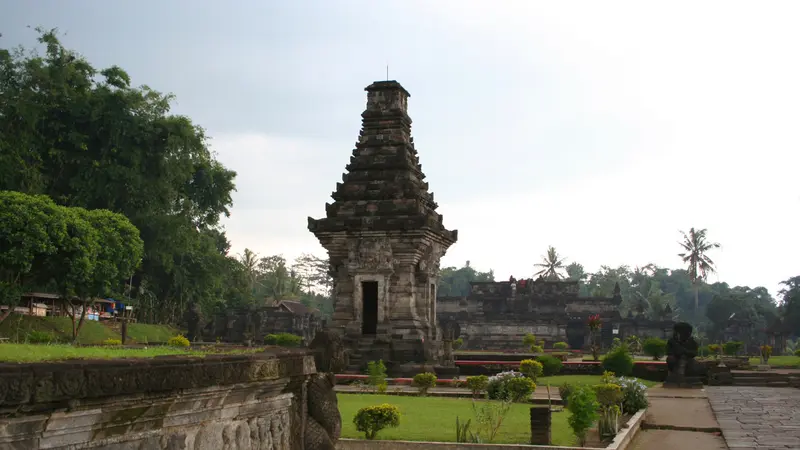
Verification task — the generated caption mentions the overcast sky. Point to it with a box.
[2,1,798,297]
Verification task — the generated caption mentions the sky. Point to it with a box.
[2,1,798,297]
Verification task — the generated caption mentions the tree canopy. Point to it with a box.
[1,29,237,322]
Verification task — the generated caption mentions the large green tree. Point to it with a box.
[1,29,237,322]
[678,228,721,316]
[438,261,495,297]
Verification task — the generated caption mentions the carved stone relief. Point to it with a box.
[417,242,443,275]
[347,238,394,271]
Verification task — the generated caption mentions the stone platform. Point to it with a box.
[707,386,800,449]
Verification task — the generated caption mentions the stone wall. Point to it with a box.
[0,351,319,449]
[438,281,673,351]
[206,307,323,344]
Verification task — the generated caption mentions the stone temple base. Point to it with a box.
[664,374,703,389]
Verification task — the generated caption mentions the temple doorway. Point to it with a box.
[566,320,586,350]
[361,281,378,335]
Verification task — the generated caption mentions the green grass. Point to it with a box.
[748,355,800,368]
[126,323,180,343]
[0,314,180,345]
[536,374,658,388]
[338,393,576,445]
[0,343,268,362]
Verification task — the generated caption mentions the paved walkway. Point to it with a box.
[707,386,800,449]
[630,388,728,450]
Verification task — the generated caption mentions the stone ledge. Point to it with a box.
[606,409,646,450]
[0,350,315,413]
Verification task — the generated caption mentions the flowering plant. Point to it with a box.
[587,314,602,331]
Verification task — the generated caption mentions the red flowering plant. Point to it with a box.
[587,314,602,361]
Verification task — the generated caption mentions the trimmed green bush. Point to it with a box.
[353,403,401,440]
[553,341,569,350]
[643,337,667,360]
[723,341,744,356]
[168,334,190,347]
[529,344,544,353]
[453,338,463,350]
[412,372,438,396]
[102,338,122,346]
[505,376,536,402]
[559,382,574,406]
[519,359,543,380]
[465,375,489,397]
[536,354,563,376]
[593,383,623,407]
[264,333,302,347]
[602,346,634,376]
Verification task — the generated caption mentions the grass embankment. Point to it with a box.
[0,343,267,363]
[0,314,179,344]
[748,356,800,368]
[338,393,575,446]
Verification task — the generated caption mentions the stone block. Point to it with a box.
[529,406,551,445]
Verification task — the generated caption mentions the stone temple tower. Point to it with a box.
[308,81,458,374]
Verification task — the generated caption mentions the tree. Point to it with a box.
[237,248,260,294]
[533,246,567,280]
[438,261,495,297]
[780,276,800,334]
[0,191,67,324]
[678,228,720,316]
[1,29,237,322]
[65,208,143,341]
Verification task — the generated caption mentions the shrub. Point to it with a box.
[723,341,744,356]
[760,345,772,361]
[26,330,53,344]
[353,403,400,440]
[536,354,563,376]
[453,338,464,350]
[615,376,649,414]
[795,348,800,357]
[602,346,634,376]
[412,372,438,396]
[523,333,537,347]
[264,333,302,347]
[466,375,489,397]
[451,377,463,388]
[611,337,622,349]
[367,360,388,393]
[643,337,667,360]
[554,341,569,350]
[567,386,600,446]
[519,359,543,380]
[707,344,721,356]
[168,334,190,348]
[593,383,623,407]
[102,338,122,346]
[487,371,527,401]
[625,335,642,354]
[505,376,536,402]
[529,345,544,353]
[559,382,574,406]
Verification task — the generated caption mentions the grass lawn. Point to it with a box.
[338,393,576,446]
[0,343,267,362]
[0,314,180,345]
[748,355,800,368]
[535,374,658,388]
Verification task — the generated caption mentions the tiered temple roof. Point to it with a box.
[307,81,457,243]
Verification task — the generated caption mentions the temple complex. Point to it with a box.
[438,278,675,350]
[308,81,457,375]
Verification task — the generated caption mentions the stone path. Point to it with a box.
[630,388,728,450]
[707,386,800,449]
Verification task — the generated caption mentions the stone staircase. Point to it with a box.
[731,370,794,387]
[344,337,381,374]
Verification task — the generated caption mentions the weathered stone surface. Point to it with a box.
[308,81,458,372]
[204,305,322,345]
[708,386,800,449]
[0,351,330,450]
[438,279,674,350]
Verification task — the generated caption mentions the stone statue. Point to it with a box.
[665,322,701,387]
[183,301,201,342]
[304,330,347,450]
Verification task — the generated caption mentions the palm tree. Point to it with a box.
[534,246,567,280]
[678,228,720,315]
[238,248,260,293]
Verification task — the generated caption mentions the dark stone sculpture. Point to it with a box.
[304,330,346,450]
[183,301,201,342]
[664,322,702,388]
